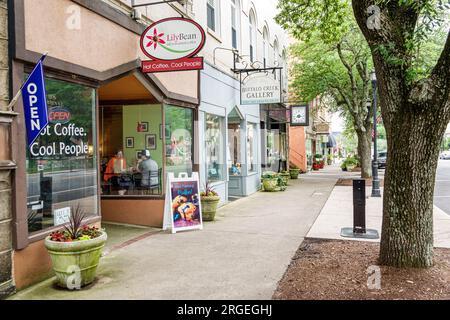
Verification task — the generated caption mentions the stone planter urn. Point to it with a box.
[279,172,290,187]
[44,231,107,289]
[262,177,279,192]
[289,168,301,179]
[346,164,356,171]
[201,195,220,221]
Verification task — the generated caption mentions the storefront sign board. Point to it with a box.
[241,73,281,105]
[140,17,206,73]
[142,57,204,73]
[163,172,203,233]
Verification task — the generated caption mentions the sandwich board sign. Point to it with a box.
[163,172,203,233]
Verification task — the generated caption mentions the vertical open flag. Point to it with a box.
[22,54,48,148]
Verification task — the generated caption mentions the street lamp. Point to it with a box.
[371,71,381,197]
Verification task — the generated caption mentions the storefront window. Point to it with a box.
[205,114,224,182]
[247,123,257,173]
[26,78,97,233]
[165,105,194,177]
[228,123,241,176]
[99,104,163,196]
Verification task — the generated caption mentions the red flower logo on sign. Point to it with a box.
[146,28,166,50]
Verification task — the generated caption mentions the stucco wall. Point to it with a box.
[0,0,15,299]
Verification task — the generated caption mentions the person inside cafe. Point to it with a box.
[104,150,127,188]
[138,149,159,188]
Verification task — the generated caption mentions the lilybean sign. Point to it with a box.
[140,17,205,73]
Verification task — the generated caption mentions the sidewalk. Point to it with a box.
[307,183,450,248]
[10,168,338,300]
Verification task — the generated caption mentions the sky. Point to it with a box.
[331,112,345,133]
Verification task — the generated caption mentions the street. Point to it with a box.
[435,160,450,215]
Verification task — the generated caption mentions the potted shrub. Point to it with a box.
[289,165,301,179]
[279,170,290,186]
[44,205,107,289]
[319,160,325,169]
[262,171,279,192]
[312,162,320,170]
[200,182,220,221]
[327,154,333,165]
[344,156,359,171]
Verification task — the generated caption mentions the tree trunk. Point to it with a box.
[379,103,447,268]
[356,129,372,178]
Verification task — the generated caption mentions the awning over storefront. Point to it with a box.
[260,104,289,124]
[327,134,337,148]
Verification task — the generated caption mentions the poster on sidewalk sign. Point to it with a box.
[163,172,203,233]
[140,17,206,73]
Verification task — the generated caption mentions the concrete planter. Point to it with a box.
[44,231,107,289]
[346,164,356,171]
[279,173,290,186]
[262,177,279,192]
[289,169,301,179]
[201,196,220,221]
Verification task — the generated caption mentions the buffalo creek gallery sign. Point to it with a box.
[140,17,206,73]
[241,73,281,105]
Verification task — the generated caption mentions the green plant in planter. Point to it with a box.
[327,154,334,165]
[200,182,220,221]
[261,171,279,192]
[279,171,290,187]
[341,156,359,171]
[45,204,107,290]
[289,165,301,179]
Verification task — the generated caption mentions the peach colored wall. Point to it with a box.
[13,240,53,290]
[24,0,198,100]
[101,199,164,227]
[24,0,139,72]
[289,127,307,172]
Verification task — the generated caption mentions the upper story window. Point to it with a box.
[231,0,240,50]
[249,10,256,62]
[207,0,220,34]
[263,27,269,67]
[273,39,279,66]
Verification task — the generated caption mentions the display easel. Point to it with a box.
[163,172,203,234]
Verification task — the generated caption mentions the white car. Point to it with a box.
[440,151,450,160]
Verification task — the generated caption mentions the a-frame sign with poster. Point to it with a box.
[163,172,203,234]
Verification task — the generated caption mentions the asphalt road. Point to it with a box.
[435,159,450,215]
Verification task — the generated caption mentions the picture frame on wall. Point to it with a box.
[125,137,134,148]
[146,134,157,150]
[136,150,142,159]
[137,122,149,132]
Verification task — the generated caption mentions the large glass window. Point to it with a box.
[249,10,256,62]
[165,105,194,177]
[205,114,225,182]
[247,123,257,173]
[227,123,241,176]
[207,0,220,33]
[231,0,240,50]
[99,104,163,196]
[26,78,97,233]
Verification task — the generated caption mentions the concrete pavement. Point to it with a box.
[435,160,450,215]
[307,164,450,248]
[9,169,338,300]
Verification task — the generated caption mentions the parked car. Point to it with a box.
[378,151,387,169]
[440,151,450,160]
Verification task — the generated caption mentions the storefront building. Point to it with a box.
[8,0,200,289]
[4,0,290,292]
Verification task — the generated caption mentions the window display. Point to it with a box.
[26,78,98,233]
[99,104,163,196]
[165,106,194,177]
[228,123,241,176]
[247,123,257,173]
[205,114,225,182]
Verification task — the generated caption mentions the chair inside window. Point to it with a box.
[135,168,162,195]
